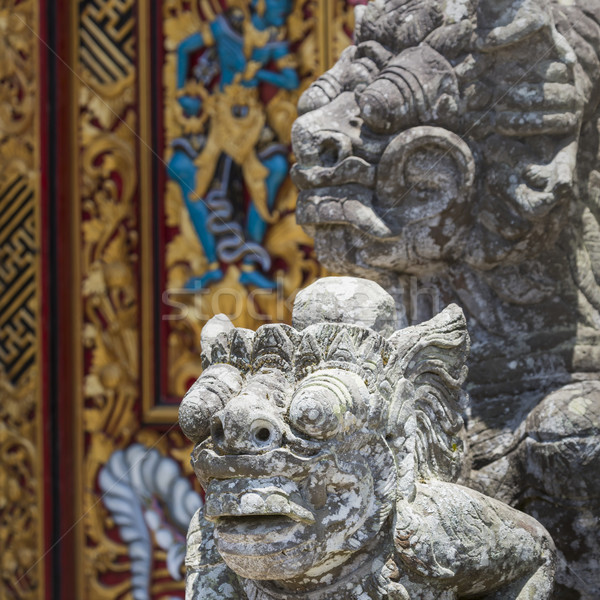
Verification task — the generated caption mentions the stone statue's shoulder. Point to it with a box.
[395,480,554,582]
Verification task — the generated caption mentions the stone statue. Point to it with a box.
[291,1,600,596]
[179,277,556,600]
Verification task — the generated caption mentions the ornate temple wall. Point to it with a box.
[0,1,363,598]
[0,0,49,598]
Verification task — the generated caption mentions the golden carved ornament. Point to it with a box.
[0,369,39,599]
[78,0,136,127]
[0,0,35,138]
[79,84,143,595]
[0,0,43,598]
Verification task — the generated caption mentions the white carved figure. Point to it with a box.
[179,277,556,599]
[99,444,203,597]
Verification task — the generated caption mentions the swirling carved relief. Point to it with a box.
[77,1,144,594]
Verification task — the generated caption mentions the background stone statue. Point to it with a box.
[291,1,600,597]
[179,277,556,600]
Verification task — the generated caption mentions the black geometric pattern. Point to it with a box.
[0,173,36,384]
[79,0,135,85]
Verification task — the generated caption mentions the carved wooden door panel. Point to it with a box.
[0,1,49,599]
[0,2,361,599]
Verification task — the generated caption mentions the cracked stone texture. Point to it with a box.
[291,1,600,597]
[180,278,557,599]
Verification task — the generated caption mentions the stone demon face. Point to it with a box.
[292,0,592,276]
[180,278,469,590]
[188,364,393,582]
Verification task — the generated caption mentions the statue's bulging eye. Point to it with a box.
[289,369,371,439]
[179,365,243,443]
[179,385,224,443]
[289,387,342,440]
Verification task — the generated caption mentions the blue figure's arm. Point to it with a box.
[251,43,299,90]
[177,31,216,116]
[255,67,299,90]
[177,32,205,89]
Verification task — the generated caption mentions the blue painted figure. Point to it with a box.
[167,0,299,290]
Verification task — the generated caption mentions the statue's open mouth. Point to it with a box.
[195,447,324,537]
[206,476,317,563]
[291,158,394,238]
[204,477,315,525]
[290,157,376,190]
[295,185,392,238]
[215,515,301,541]
[214,511,317,569]
[192,446,329,481]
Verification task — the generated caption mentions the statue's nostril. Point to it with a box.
[318,139,340,167]
[250,419,276,447]
[255,428,271,443]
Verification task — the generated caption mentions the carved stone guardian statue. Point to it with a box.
[291,1,600,596]
[179,277,555,599]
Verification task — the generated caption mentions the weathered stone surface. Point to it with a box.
[180,278,556,599]
[291,1,600,596]
[292,276,398,336]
